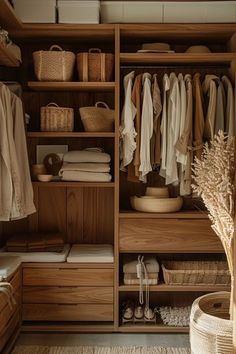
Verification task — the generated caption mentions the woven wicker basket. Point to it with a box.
[77,48,114,82]
[41,103,74,132]
[33,45,75,82]
[190,292,233,354]
[80,101,115,132]
[162,261,230,285]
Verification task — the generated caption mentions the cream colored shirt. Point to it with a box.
[160,74,170,179]
[203,74,218,140]
[120,71,137,170]
[222,75,234,137]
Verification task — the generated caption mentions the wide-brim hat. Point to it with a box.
[137,42,174,53]
[185,45,211,53]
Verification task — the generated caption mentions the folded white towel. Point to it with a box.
[61,170,112,182]
[60,163,110,173]
[64,150,111,163]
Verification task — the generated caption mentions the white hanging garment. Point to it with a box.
[160,74,170,179]
[120,71,137,171]
[222,75,234,137]
[139,73,153,182]
[165,72,181,185]
[176,73,187,166]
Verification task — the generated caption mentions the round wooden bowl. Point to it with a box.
[145,187,169,198]
[37,174,53,182]
[130,196,183,213]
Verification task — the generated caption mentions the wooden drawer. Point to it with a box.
[0,289,21,333]
[9,268,22,293]
[23,268,114,286]
[119,218,223,252]
[23,304,113,322]
[23,286,113,304]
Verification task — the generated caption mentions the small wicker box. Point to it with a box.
[162,261,231,285]
[40,103,74,132]
[77,48,114,82]
[33,45,75,82]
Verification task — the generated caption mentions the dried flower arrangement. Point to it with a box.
[192,130,235,318]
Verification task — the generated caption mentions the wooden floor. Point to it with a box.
[15,333,190,348]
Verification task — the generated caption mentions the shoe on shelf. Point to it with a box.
[144,306,156,322]
[122,300,134,322]
[134,304,144,321]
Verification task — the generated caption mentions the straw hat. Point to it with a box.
[138,42,174,53]
[185,45,211,53]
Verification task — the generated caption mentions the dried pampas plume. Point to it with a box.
[192,130,235,317]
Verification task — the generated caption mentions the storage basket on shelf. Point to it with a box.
[77,48,114,82]
[162,261,230,285]
[33,45,75,81]
[40,103,74,132]
[123,256,160,285]
[79,101,114,132]
[190,291,233,354]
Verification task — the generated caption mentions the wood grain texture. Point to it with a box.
[23,286,113,304]
[0,0,22,30]
[27,132,115,138]
[23,268,114,286]
[23,304,113,322]
[28,82,115,92]
[119,219,223,252]
[0,290,21,334]
[21,323,114,333]
[0,310,20,353]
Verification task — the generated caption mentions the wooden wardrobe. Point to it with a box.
[0,0,235,347]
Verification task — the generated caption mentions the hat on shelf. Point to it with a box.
[137,42,174,53]
[185,45,211,53]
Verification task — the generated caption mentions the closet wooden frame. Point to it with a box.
[0,2,236,346]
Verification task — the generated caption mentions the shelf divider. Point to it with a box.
[27,81,115,92]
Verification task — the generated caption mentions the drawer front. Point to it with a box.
[120,219,223,252]
[23,304,113,322]
[23,268,114,286]
[0,289,21,332]
[23,286,113,304]
[8,268,21,293]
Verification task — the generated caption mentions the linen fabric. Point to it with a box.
[63,149,111,163]
[60,162,110,173]
[61,170,112,182]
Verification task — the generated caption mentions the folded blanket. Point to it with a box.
[63,150,111,163]
[6,233,64,252]
[60,162,110,174]
[61,170,112,182]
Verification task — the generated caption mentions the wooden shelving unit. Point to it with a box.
[32,181,115,188]
[27,81,115,92]
[119,284,230,292]
[119,211,208,219]
[27,132,115,138]
[0,42,20,67]
[119,324,189,333]
[120,52,236,65]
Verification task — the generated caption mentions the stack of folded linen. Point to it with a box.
[60,148,112,182]
[6,233,65,252]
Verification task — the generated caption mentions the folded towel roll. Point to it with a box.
[60,162,110,173]
[61,170,112,182]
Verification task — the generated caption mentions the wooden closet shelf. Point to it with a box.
[21,322,115,333]
[27,132,115,138]
[119,210,208,219]
[119,284,230,292]
[119,324,189,333]
[27,81,116,92]
[32,181,115,188]
[120,53,236,65]
[0,42,21,67]
[23,262,115,269]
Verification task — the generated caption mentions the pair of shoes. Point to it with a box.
[134,304,156,322]
[122,300,134,322]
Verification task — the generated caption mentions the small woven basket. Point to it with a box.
[162,261,230,285]
[77,48,114,82]
[190,292,233,354]
[79,101,114,132]
[33,45,75,82]
[40,103,74,132]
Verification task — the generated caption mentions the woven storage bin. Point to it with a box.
[190,292,233,354]
[124,273,159,285]
[77,48,114,82]
[79,101,114,132]
[33,45,75,81]
[41,103,74,132]
[162,261,230,285]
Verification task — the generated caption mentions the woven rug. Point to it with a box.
[13,346,190,354]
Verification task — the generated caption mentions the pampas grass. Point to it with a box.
[192,130,235,318]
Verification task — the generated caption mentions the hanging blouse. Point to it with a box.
[120,71,137,170]
[215,78,226,135]
[222,75,234,137]
[193,73,205,160]
[203,74,218,140]
[160,74,170,179]
[139,73,153,182]
[176,73,187,166]
[165,72,180,185]
[150,74,162,167]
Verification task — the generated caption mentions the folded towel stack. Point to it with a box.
[6,233,65,252]
[60,148,112,182]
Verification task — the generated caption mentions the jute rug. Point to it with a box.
[13,346,190,354]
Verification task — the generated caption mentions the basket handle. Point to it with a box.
[49,45,63,51]
[46,102,59,107]
[88,48,102,53]
[95,101,110,109]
